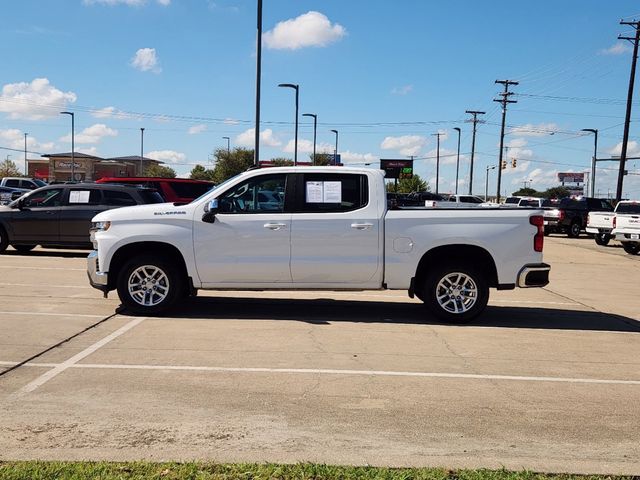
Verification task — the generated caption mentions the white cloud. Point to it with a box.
[77,146,99,156]
[146,150,186,163]
[0,78,77,120]
[339,151,378,165]
[91,106,141,120]
[380,135,426,156]
[599,42,632,56]
[188,124,207,135]
[424,147,464,166]
[508,123,558,137]
[60,123,118,144]
[236,128,281,148]
[609,140,640,157]
[283,138,333,154]
[0,129,55,152]
[391,85,413,95]
[503,159,531,175]
[131,48,161,73]
[264,11,346,50]
[507,138,528,148]
[224,118,239,125]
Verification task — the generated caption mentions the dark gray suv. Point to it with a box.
[0,183,163,253]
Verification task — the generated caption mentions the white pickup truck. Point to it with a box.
[87,167,550,322]
[587,200,640,246]
[610,201,640,255]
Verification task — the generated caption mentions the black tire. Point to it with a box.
[622,242,640,255]
[421,265,489,323]
[567,221,581,238]
[0,227,8,254]
[594,233,610,246]
[116,255,183,315]
[12,244,36,253]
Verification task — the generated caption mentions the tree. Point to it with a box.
[541,186,570,199]
[211,147,254,183]
[309,153,334,166]
[0,159,21,177]
[386,174,428,193]
[190,164,215,181]
[270,157,294,166]
[144,164,177,178]
[511,187,540,197]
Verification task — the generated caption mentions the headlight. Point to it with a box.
[90,221,111,232]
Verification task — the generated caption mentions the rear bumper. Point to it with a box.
[517,263,550,288]
[87,250,109,294]
[615,232,640,242]
[586,226,611,234]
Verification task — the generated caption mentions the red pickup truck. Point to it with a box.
[96,177,214,203]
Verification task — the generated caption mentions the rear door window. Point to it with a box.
[103,190,137,206]
[5,179,20,188]
[296,173,368,213]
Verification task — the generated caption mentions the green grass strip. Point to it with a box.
[0,462,636,480]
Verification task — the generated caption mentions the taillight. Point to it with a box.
[613,216,617,228]
[530,215,544,252]
[558,210,565,221]
[587,213,590,225]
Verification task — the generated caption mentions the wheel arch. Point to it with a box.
[413,244,499,295]
[107,241,191,291]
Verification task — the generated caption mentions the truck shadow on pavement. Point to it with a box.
[2,250,88,259]
[144,296,640,333]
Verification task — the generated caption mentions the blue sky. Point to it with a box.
[2,0,640,197]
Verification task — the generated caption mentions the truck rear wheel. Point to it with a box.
[422,266,489,323]
[594,233,610,246]
[0,227,8,254]
[623,242,640,255]
[116,255,183,315]
[567,221,581,238]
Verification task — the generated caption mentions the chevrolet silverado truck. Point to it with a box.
[611,201,640,255]
[586,200,640,246]
[87,167,550,322]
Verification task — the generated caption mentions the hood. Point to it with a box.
[0,205,12,213]
[92,202,192,223]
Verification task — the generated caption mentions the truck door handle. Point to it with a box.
[264,222,287,230]
[351,222,373,230]
[45,211,55,215]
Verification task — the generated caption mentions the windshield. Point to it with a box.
[190,172,242,204]
[505,197,520,204]
[33,179,48,188]
[520,200,540,207]
[617,202,640,214]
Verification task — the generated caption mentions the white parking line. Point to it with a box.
[15,317,146,395]
[0,311,105,318]
[5,360,639,386]
[0,266,85,271]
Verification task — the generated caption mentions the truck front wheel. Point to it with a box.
[116,255,183,315]
[422,266,489,323]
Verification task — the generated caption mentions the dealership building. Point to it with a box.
[27,153,164,182]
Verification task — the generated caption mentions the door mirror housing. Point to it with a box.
[202,199,219,223]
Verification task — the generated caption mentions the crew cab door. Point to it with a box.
[59,187,108,244]
[10,187,64,243]
[193,173,292,285]
[289,172,381,285]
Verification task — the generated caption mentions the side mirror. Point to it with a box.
[202,199,219,223]
[16,198,25,210]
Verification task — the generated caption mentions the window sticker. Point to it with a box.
[305,181,324,203]
[69,190,91,204]
[323,181,342,203]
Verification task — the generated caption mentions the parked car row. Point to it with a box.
[587,200,640,252]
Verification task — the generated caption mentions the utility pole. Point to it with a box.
[432,132,443,194]
[24,133,28,176]
[140,127,145,176]
[616,19,640,202]
[493,80,518,203]
[465,110,485,195]
[453,127,461,194]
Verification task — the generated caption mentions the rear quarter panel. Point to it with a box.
[384,208,543,289]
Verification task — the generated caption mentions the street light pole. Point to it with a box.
[330,129,339,165]
[485,165,496,201]
[140,127,145,176]
[453,127,461,195]
[222,136,230,156]
[24,133,28,176]
[278,83,299,165]
[60,111,75,181]
[581,128,598,197]
[254,0,263,167]
[432,133,443,194]
[302,113,317,165]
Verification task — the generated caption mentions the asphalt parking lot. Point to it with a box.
[0,236,639,474]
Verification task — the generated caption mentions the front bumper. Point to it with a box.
[87,250,109,295]
[517,263,551,288]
